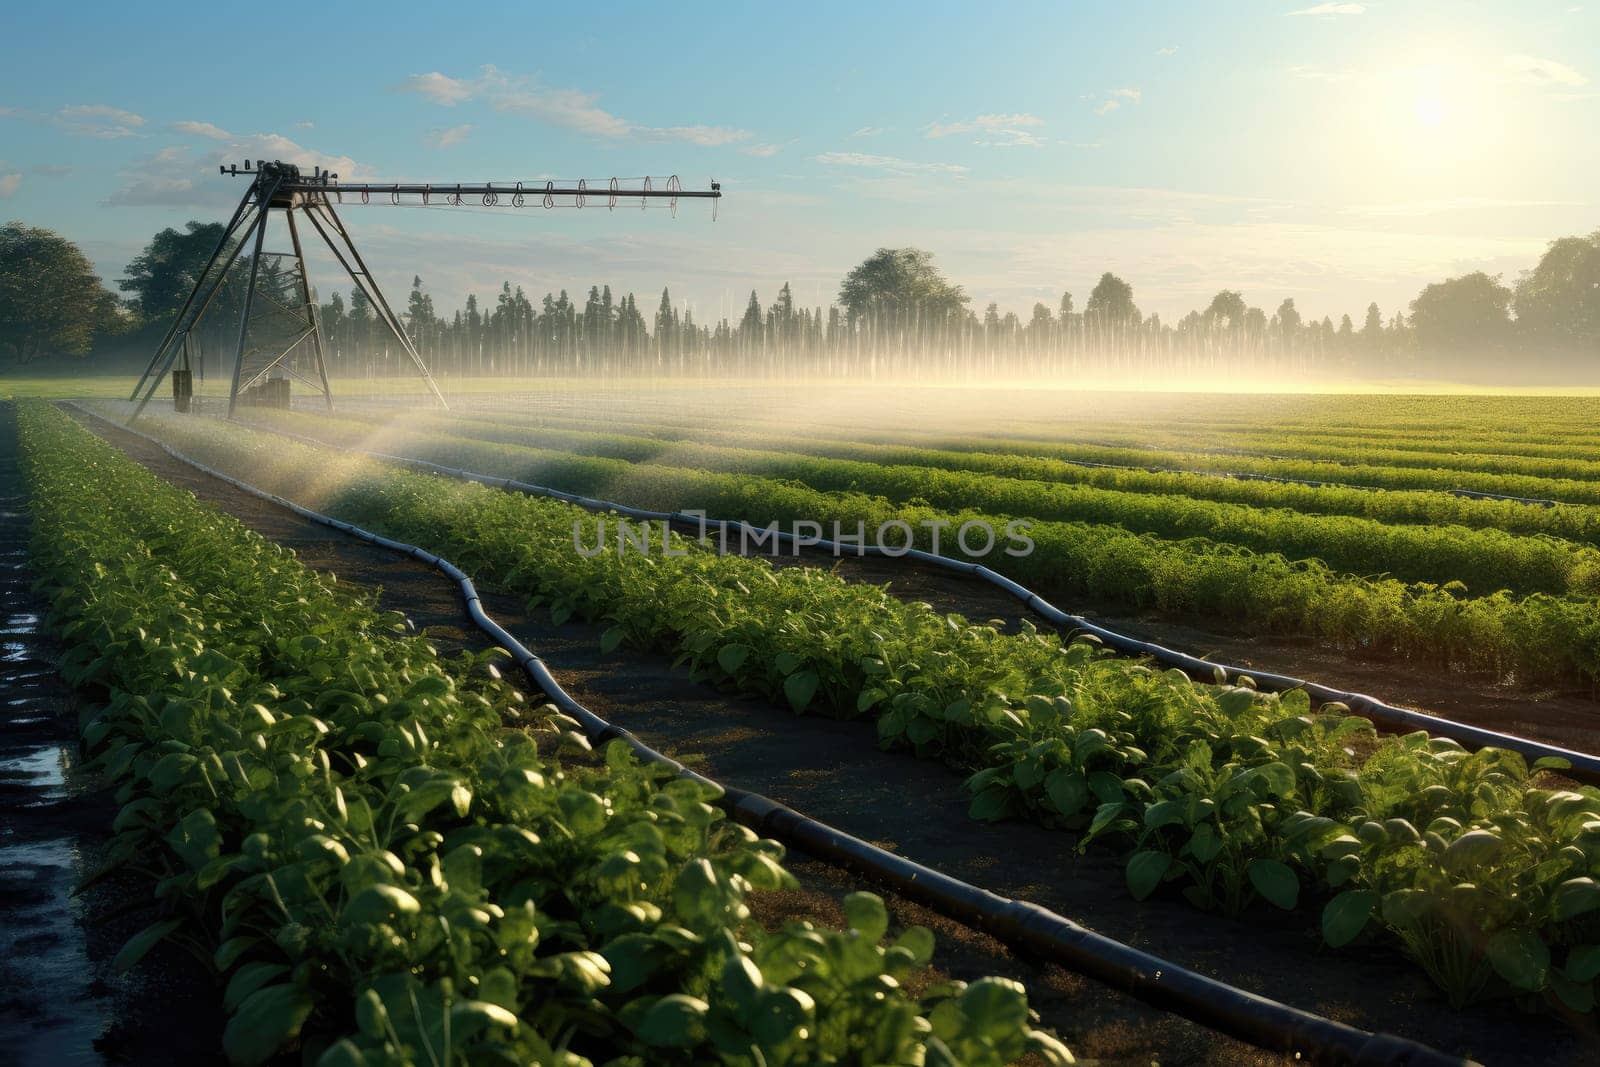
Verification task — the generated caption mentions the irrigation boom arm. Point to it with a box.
[221,162,721,208]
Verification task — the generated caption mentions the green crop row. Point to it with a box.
[290,408,1600,596]
[19,402,1065,1067]
[480,403,1600,506]
[128,410,1600,1012]
[219,408,1600,687]
[275,405,1600,554]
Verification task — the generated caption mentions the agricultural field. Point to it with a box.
[7,381,1600,1067]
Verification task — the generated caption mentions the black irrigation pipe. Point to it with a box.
[222,413,1600,788]
[75,404,1473,1067]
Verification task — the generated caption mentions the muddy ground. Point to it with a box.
[53,406,1600,1065]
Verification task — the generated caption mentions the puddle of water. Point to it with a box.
[0,838,109,1067]
[0,743,71,796]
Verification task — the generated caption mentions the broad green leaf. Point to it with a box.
[783,670,819,712]
[632,994,709,1048]
[1321,889,1378,948]
[114,918,183,973]
[1567,945,1600,984]
[1486,929,1550,991]
[717,643,749,674]
[842,891,889,941]
[1043,769,1088,818]
[222,984,315,1067]
[1247,858,1299,910]
[1552,878,1600,921]
[1125,850,1170,900]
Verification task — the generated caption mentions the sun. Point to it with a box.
[1413,94,1448,126]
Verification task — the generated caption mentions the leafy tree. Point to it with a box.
[1513,230,1600,348]
[838,248,967,323]
[119,221,230,322]
[1408,271,1512,353]
[1275,298,1302,338]
[0,221,120,365]
[1084,272,1139,328]
[1203,290,1247,331]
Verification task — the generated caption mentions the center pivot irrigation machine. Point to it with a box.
[128,160,722,420]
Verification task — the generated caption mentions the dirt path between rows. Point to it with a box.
[71,407,1600,1067]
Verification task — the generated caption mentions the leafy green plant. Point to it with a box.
[19,402,1068,1067]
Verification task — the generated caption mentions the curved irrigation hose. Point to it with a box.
[72,405,1478,1067]
[221,415,1600,788]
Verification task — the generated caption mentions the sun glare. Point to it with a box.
[1413,94,1448,125]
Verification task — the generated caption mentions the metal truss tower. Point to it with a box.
[129,160,721,420]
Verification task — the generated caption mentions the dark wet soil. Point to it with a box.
[0,404,222,1066]
[67,406,1600,1067]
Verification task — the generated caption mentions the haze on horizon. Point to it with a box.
[1,0,1596,330]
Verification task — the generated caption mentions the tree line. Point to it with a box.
[2,217,1596,381]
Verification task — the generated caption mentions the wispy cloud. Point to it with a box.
[925,113,1045,146]
[173,120,232,140]
[1286,3,1365,15]
[424,123,474,149]
[740,143,782,158]
[1094,88,1141,116]
[1503,54,1588,88]
[850,126,884,138]
[400,66,754,147]
[400,71,476,106]
[0,171,20,198]
[56,104,144,138]
[1287,64,1356,82]
[814,151,967,176]
[1157,46,1179,57]
[1341,196,1586,218]
[106,135,366,206]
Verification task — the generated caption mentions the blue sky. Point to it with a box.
[2,0,1595,324]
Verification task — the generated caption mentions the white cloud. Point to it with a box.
[295,120,315,129]
[740,143,782,158]
[1157,46,1179,57]
[1287,3,1366,15]
[173,120,233,140]
[1503,54,1588,88]
[56,104,144,138]
[424,123,474,149]
[401,71,476,106]
[401,66,754,147]
[494,86,632,137]
[648,124,750,146]
[814,151,967,176]
[1094,88,1142,116]
[850,126,884,138]
[106,135,367,206]
[925,113,1045,146]
[0,172,20,197]
[1340,196,1585,218]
